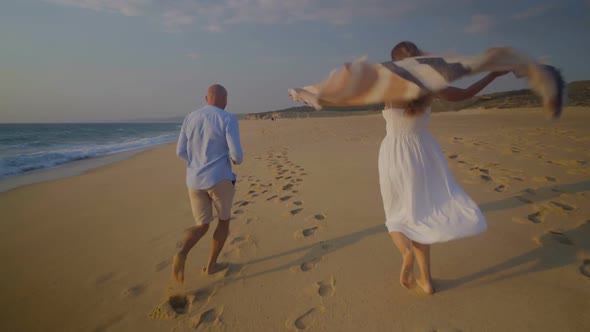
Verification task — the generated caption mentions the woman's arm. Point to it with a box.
[437,71,509,102]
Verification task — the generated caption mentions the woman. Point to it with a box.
[381,41,508,294]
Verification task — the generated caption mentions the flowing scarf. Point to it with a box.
[288,47,565,118]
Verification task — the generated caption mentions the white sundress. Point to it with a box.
[378,107,487,244]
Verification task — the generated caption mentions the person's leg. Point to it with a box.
[205,180,235,274]
[389,231,415,289]
[173,188,213,283]
[206,219,230,274]
[412,241,434,294]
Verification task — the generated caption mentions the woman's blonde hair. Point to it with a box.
[390,41,432,117]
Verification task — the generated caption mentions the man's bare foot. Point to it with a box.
[400,252,415,289]
[172,253,187,283]
[203,262,228,275]
[416,278,435,295]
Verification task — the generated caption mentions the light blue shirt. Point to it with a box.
[176,105,243,190]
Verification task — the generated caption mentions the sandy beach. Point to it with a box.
[1,107,589,332]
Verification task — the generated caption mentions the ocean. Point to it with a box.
[0,123,181,179]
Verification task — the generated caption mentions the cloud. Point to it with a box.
[196,0,425,26]
[162,9,194,31]
[44,0,440,32]
[464,14,494,34]
[44,0,147,16]
[512,3,555,20]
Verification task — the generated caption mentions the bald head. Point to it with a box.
[206,84,228,109]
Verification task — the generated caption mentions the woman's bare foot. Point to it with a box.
[203,262,228,275]
[416,278,435,295]
[400,252,415,289]
[172,253,186,283]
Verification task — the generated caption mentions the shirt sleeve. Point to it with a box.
[176,117,189,162]
[226,115,243,165]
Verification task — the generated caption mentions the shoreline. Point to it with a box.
[0,142,175,193]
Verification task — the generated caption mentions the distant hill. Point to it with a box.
[245,80,590,119]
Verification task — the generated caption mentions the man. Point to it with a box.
[173,84,243,283]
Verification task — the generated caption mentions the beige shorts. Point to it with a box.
[188,180,235,225]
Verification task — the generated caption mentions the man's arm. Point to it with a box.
[437,71,509,102]
[226,115,243,165]
[176,118,189,162]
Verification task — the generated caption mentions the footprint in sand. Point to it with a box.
[306,214,327,222]
[282,184,294,191]
[280,196,293,202]
[149,294,195,320]
[230,236,246,245]
[293,201,303,206]
[547,230,574,245]
[533,176,557,183]
[168,294,192,315]
[514,196,533,204]
[303,227,318,237]
[295,227,318,239]
[155,260,170,272]
[550,201,575,211]
[299,257,321,272]
[193,306,224,329]
[292,307,324,330]
[239,201,251,207]
[494,185,506,192]
[290,208,304,216]
[478,168,490,175]
[527,210,545,224]
[317,278,336,298]
[233,209,244,215]
[267,195,279,202]
[580,260,590,279]
[193,288,214,305]
[480,175,492,182]
[121,284,146,298]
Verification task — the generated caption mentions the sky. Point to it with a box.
[0,0,588,122]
